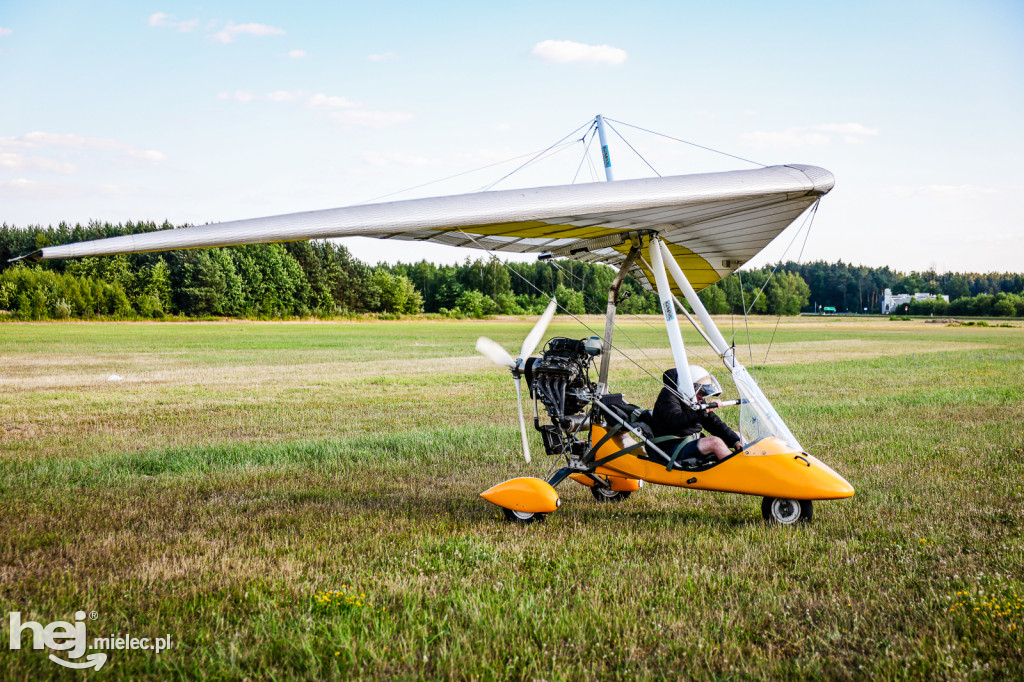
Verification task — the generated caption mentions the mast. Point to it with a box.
[595,114,615,182]
[595,114,622,393]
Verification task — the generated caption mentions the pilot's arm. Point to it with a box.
[698,409,742,451]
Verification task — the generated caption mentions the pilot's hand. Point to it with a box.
[734,441,743,451]
[705,399,723,411]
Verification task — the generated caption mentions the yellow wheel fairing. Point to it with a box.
[480,477,560,513]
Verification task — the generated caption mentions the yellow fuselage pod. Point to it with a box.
[480,477,561,513]
[589,425,855,500]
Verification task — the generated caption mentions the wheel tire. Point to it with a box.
[502,507,546,524]
[590,486,632,504]
[761,497,813,525]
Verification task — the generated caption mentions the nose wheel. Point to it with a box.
[761,497,813,524]
[502,508,546,524]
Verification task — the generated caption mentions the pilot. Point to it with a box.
[650,365,742,461]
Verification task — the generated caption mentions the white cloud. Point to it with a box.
[326,109,414,129]
[0,132,167,165]
[148,12,198,32]
[5,132,104,149]
[742,122,879,148]
[361,151,430,167]
[307,93,357,109]
[0,178,60,198]
[216,90,412,129]
[0,25,12,37]
[212,21,285,44]
[742,129,831,148]
[125,149,168,162]
[218,90,255,103]
[266,90,302,102]
[530,39,627,65]
[815,123,877,136]
[288,49,307,59]
[367,51,397,62]
[218,90,304,103]
[0,152,76,174]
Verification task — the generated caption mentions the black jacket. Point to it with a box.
[650,369,740,444]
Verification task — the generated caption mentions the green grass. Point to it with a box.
[1,316,1022,679]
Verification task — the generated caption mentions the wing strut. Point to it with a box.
[659,240,737,370]
[648,237,695,401]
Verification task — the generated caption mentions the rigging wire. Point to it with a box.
[571,127,598,185]
[585,147,600,182]
[738,271,754,366]
[763,201,819,363]
[604,120,662,177]
[354,140,578,206]
[604,117,766,168]
[545,257,669,379]
[726,200,820,348]
[476,139,583,192]
[478,118,596,192]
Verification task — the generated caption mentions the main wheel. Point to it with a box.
[502,507,546,524]
[761,497,813,525]
[590,486,632,504]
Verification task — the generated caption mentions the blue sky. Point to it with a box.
[1,0,1021,272]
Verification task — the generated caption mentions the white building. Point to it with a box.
[880,288,949,314]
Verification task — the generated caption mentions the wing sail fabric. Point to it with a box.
[18,164,833,291]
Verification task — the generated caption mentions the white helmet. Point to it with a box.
[688,365,722,398]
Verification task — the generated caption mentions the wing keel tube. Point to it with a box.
[480,477,560,513]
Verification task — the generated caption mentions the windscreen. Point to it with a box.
[730,366,802,452]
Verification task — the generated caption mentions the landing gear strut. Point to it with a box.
[590,486,632,504]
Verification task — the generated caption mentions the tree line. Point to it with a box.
[1,222,1021,319]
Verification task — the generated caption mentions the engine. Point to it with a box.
[525,336,602,457]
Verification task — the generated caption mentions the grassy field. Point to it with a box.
[1,316,1022,680]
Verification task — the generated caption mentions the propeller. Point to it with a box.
[475,298,558,463]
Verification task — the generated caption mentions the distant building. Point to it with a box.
[880,288,949,314]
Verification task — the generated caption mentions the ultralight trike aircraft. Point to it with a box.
[12,115,854,524]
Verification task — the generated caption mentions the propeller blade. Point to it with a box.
[518,298,558,362]
[476,337,515,368]
[513,375,531,463]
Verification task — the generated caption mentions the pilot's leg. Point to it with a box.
[697,436,731,461]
